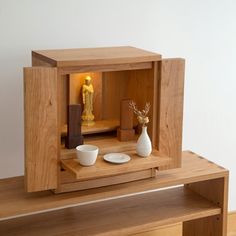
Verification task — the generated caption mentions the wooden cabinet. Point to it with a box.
[24,46,185,193]
[0,46,228,235]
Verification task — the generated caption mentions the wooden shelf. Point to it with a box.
[61,135,137,160]
[0,151,228,221]
[61,119,120,137]
[0,187,221,236]
[61,150,171,181]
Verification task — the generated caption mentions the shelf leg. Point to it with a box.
[183,176,228,236]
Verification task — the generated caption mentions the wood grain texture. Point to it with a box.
[32,46,161,67]
[136,211,236,236]
[117,128,135,141]
[118,99,135,141]
[228,211,236,236]
[120,99,134,129]
[102,70,128,119]
[24,67,58,192]
[126,67,156,142]
[152,61,158,146]
[157,58,185,168]
[0,187,221,236]
[135,223,182,236]
[58,61,152,74]
[59,74,69,126]
[56,169,154,193]
[183,216,223,236]
[32,53,54,67]
[0,151,228,221]
[183,177,228,236]
[61,150,171,180]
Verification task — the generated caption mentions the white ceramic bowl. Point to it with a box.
[76,145,99,166]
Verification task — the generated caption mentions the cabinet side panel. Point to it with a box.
[157,59,185,168]
[183,177,228,236]
[24,67,58,192]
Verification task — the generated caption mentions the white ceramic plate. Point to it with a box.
[103,153,131,164]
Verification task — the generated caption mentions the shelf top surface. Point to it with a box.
[32,46,162,67]
[0,151,228,221]
[61,150,171,181]
[0,187,221,235]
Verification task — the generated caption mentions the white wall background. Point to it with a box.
[0,0,235,210]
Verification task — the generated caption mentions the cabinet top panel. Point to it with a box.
[32,46,161,67]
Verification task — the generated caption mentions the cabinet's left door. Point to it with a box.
[24,67,58,192]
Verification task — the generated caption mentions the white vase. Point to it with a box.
[136,126,152,157]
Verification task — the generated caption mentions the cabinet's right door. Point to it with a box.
[157,58,185,168]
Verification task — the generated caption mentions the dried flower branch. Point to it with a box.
[129,101,151,127]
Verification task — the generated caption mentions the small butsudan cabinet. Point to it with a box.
[24,46,185,193]
[0,46,228,236]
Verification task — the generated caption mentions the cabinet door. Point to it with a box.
[24,67,58,192]
[157,59,185,168]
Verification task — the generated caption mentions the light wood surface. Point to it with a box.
[0,151,228,221]
[28,47,186,193]
[135,223,182,236]
[32,53,53,67]
[20,47,228,235]
[61,119,120,137]
[58,74,68,126]
[61,134,137,160]
[24,67,58,192]
[61,150,171,181]
[126,67,156,141]
[102,70,128,119]
[120,99,134,130]
[0,187,221,236]
[228,211,236,236]
[32,46,161,67]
[152,61,158,147]
[157,59,185,168]
[58,61,152,74]
[183,177,228,236]
[56,169,154,193]
[135,211,236,236]
[60,134,158,193]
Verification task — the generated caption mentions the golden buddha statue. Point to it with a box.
[81,75,95,125]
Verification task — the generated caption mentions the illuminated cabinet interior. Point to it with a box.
[24,46,185,193]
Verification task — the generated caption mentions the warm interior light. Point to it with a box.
[69,73,93,105]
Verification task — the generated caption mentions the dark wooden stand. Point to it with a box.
[65,104,83,149]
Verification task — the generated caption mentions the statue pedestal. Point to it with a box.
[117,128,135,141]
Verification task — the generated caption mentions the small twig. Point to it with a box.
[129,101,151,127]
